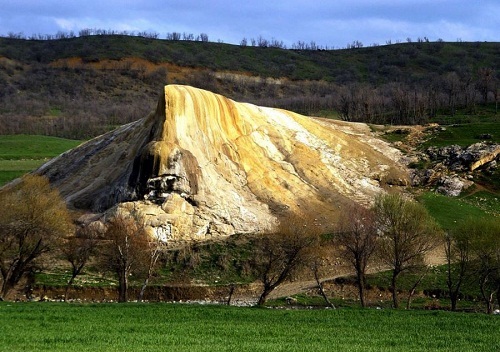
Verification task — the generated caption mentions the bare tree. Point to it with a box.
[442,72,461,116]
[60,224,99,301]
[99,213,149,302]
[250,217,317,306]
[477,67,494,104]
[310,255,335,308]
[444,226,472,311]
[374,193,442,308]
[406,267,429,310]
[468,217,500,314]
[199,33,209,42]
[335,204,377,307]
[137,235,167,302]
[0,175,72,300]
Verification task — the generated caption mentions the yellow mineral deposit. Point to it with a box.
[36,85,406,241]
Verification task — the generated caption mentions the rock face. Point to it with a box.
[425,143,500,172]
[36,85,405,241]
[411,142,499,196]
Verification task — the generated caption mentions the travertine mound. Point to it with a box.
[36,85,406,241]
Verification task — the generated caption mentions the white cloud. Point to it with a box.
[0,0,497,46]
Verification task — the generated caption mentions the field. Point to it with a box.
[421,122,500,148]
[417,192,495,231]
[0,135,82,186]
[0,302,498,352]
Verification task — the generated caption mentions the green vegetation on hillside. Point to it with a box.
[0,302,498,352]
[0,135,82,159]
[0,135,81,185]
[422,122,500,148]
[1,36,498,82]
[418,192,493,231]
[1,36,498,138]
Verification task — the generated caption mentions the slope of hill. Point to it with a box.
[30,85,405,241]
[1,36,498,139]
[1,36,498,82]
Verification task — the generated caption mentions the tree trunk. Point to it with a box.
[391,271,399,309]
[257,286,272,306]
[406,270,427,310]
[479,277,495,314]
[138,277,149,302]
[118,270,128,303]
[486,294,494,315]
[226,285,235,306]
[1,280,13,300]
[357,271,366,308]
[312,264,335,309]
[1,270,20,300]
[1,265,17,299]
[450,291,458,311]
[64,274,77,302]
[497,287,500,309]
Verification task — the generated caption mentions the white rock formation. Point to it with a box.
[36,85,406,241]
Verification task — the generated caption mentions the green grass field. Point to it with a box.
[0,302,498,352]
[0,135,82,186]
[422,122,500,148]
[418,192,495,231]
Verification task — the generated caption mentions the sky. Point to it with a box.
[0,0,498,48]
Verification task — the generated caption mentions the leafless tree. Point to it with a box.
[444,228,472,311]
[137,235,167,301]
[60,224,99,301]
[467,217,500,314]
[477,67,494,104]
[250,217,317,306]
[199,33,209,42]
[310,253,335,308]
[335,204,378,307]
[99,213,149,302]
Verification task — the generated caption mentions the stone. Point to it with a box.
[436,176,473,197]
[34,85,406,241]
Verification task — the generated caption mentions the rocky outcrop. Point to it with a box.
[410,142,499,196]
[425,143,499,172]
[35,85,405,241]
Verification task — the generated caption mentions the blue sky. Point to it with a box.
[0,0,498,47]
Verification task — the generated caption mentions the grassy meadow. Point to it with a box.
[417,192,495,231]
[0,302,498,352]
[0,135,82,186]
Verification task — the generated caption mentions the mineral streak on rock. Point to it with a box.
[36,85,405,241]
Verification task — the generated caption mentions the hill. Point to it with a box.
[0,36,499,139]
[31,85,404,240]
[1,36,498,81]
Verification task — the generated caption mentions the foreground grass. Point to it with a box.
[0,302,498,352]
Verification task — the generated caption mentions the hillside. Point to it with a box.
[0,35,498,214]
[30,85,404,240]
[1,36,498,81]
[0,36,499,139]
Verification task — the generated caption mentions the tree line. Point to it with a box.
[1,29,461,51]
[192,66,499,125]
[0,59,497,139]
[1,175,498,313]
